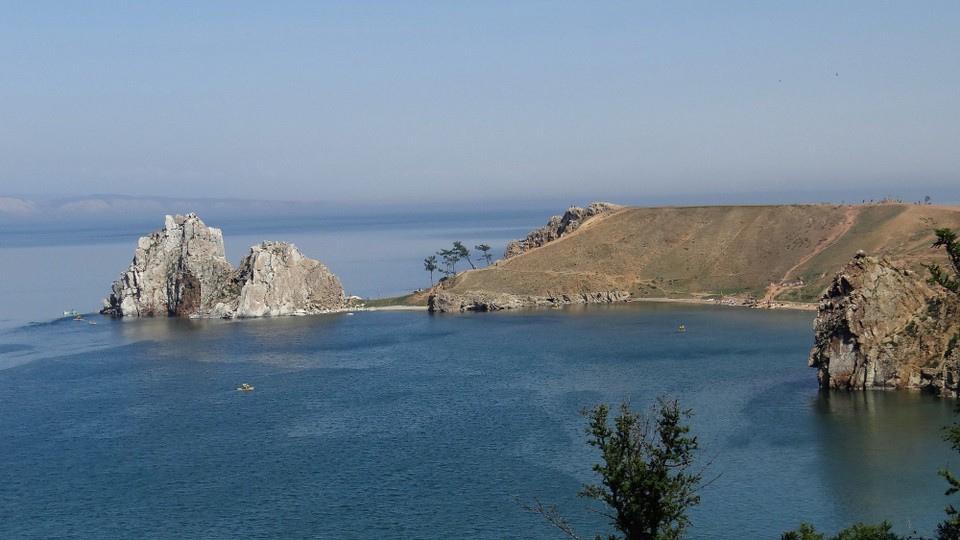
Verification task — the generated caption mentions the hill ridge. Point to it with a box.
[439,202,960,306]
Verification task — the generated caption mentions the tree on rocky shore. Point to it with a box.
[928,228,960,298]
[437,247,460,277]
[453,241,476,270]
[475,244,494,266]
[519,397,706,540]
[424,255,438,286]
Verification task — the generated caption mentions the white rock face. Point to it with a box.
[103,214,347,318]
[217,241,346,318]
[103,213,232,317]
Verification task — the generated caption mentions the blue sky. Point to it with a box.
[1,1,958,206]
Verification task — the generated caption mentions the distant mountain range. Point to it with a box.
[0,194,338,224]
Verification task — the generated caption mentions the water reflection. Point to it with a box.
[811,390,955,533]
[116,313,355,369]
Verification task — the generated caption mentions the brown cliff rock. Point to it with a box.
[809,253,960,395]
[503,202,617,259]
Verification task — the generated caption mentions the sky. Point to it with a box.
[1,1,958,207]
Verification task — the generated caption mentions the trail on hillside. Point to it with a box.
[762,205,860,302]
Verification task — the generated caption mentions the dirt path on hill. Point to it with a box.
[762,205,860,302]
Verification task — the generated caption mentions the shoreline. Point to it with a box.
[626,296,817,311]
[350,304,429,312]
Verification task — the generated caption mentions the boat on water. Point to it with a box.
[63,310,80,317]
[237,383,255,392]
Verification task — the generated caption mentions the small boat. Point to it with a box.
[73,315,84,321]
[677,325,686,333]
[88,320,97,325]
[63,310,80,317]
[236,383,255,392]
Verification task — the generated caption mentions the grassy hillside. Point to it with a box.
[441,203,960,303]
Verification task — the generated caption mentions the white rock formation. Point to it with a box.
[213,241,346,318]
[103,213,233,317]
[102,214,347,318]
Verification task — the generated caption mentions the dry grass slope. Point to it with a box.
[443,203,960,303]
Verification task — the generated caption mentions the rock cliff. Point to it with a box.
[102,214,346,318]
[809,253,960,396]
[218,241,346,318]
[503,202,617,259]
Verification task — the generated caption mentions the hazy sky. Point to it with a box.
[2,2,958,205]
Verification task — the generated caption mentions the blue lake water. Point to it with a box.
[1,212,958,538]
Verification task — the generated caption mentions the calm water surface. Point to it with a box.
[1,213,956,538]
[0,304,955,539]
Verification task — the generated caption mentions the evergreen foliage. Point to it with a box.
[521,397,704,540]
[781,521,903,540]
[452,241,476,269]
[939,404,960,540]
[423,255,438,286]
[475,244,494,266]
[927,228,960,297]
[579,399,703,540]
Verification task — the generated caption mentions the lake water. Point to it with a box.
[1,211,958,539]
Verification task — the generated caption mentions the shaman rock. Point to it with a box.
[216,241,346,318]
[102,214,347,319]
[101,213,233,317]
[808,254,960,395]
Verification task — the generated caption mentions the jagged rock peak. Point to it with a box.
[503,202,619,259]
[224,241,346,318]
[102,213,232,317]
[102,215,347,319]
[808,254,960,396]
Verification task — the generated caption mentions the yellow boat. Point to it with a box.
[236,383,255,391]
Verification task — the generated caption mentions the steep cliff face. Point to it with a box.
[102,214,347,318]
[809,253,960,396]
[503,202,617,259]
[103,214,233,317]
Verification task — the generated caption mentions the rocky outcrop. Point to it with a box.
[214,241,346,318]
[503,202,617,259]
[102,214,347,319]
[429,290,630,313]
[809,253,960,396]
[102,214,234,317]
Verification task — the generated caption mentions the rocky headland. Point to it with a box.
[102,213,346,318]
[430,201,960,313]
[809,253,960,396]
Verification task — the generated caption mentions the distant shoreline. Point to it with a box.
[626,296,817,312]
[351,305,429,312]
[358,294,817,313]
